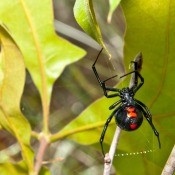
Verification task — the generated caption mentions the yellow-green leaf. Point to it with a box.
[0,25,34,171]
[0,1,86,129]
[0,161,51,175]
[0,161,28,175]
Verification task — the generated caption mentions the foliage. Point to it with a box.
[0,24,34,174]
[0,0,175,175]
[0,0,85,174]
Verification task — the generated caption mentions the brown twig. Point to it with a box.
[161,145,175,175]
[34,134,49,174]
[103,52,143,175]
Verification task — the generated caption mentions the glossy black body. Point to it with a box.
[115,105,143,131]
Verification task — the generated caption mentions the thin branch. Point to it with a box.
[103,127,121,175]
[31,131,40,139]
[103,52,143,175]
[50,120,114,142]
[161,145,175,175]
[34,134,49,174]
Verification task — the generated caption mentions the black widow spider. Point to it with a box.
[92,49,161,156]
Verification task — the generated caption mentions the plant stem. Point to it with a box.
[161,145,175,175]
[34,134,49,175]
[103,127,121,175]
[103,52,143,175]
[50,120,115,142]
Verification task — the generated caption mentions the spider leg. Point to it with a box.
[109,99,122,110]
[120,70,144,93]
[100,106,121,156]
[92,48,104,86]
[135,99,161,148]
[92,49,121,98]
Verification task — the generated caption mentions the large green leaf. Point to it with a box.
[50,96,116,144]
[118,0,175,173]
[0,0,86,133]
[0,25,34,172]
[54,0,175,174]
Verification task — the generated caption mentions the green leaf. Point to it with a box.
[74,0,110,56]
[56,0,175,174]
[0,161,51,175]
[0,25,34,171]
[118,0,175,173]
[0,1,86,132]
[107,0,121,23]
[39,166,51,175]
[50,96,116,144]
[0,161,28,175]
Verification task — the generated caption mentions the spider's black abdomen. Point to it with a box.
[115,105,143,131]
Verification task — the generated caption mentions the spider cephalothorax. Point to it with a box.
[119,87,135,105]
[92,49,161,156]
